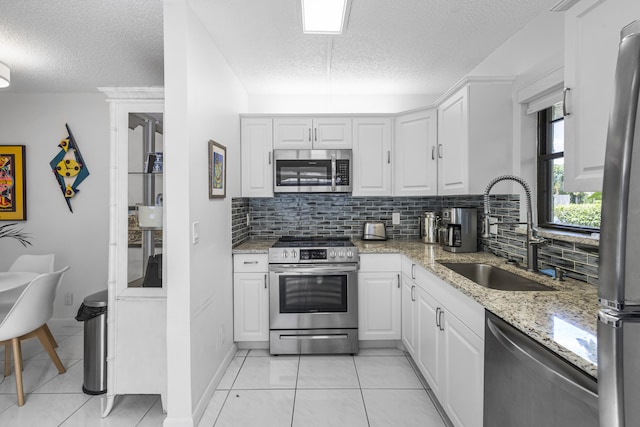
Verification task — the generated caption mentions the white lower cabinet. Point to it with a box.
[402,256,484,427]
[233,254,269,342]
[442,306,484,427]
[401,273,417,355]
[416,285,443,396]
[358,254,401,340]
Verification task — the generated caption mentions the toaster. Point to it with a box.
[362,222,387,240]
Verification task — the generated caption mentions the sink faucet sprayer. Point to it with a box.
[482,175,545,272]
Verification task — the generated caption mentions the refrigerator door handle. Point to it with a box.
[599,20,640,308]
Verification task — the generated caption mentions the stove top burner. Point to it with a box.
[272,236,353,248]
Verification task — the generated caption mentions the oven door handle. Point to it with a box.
[280,334,349,340]
[269,264,358,274]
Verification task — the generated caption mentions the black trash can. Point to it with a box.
[75,289,108,395]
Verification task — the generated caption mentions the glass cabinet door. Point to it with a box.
[127,113,163,287]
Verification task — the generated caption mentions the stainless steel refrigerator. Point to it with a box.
[598,19,640,427]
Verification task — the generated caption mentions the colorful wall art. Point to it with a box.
[208,140,226,199]
[50,124,90,212]
[0,145,27,221]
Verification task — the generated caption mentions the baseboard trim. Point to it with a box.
[192,343,237,426]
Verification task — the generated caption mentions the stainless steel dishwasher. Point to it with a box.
[484,311,598,427]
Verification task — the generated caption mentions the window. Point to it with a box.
[537,102,601,231]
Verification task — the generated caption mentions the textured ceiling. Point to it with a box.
[0,0,164,92]
[190,0,559,96]
[0,0,558,96]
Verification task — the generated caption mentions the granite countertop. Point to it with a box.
[232,238,598,378]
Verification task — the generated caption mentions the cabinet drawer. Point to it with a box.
[360,254,401,272]
[233,254,268,272]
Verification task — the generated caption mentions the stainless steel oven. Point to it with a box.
[273,149,352,193]
[268,237,359,355]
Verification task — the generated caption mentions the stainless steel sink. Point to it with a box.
[439,262,555,291]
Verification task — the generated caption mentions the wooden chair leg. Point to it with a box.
[12,338,24,407]
[35,326,66,374]
[4,343,11,377]
[43,323,58,348]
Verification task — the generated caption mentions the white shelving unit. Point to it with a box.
[99,87,166,417]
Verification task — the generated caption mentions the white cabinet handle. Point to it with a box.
[268,151,272,165]
[411,285,415,301]
[397,274,400,288]
[563,87,571,117]
[314,128,317,142]
[264,274,268,289]
[432,146,436,160]
[387,151,391,164]
[243,261,259,265]
[308,128,312,142]
[438,144,443,159]
[411,264,416,280]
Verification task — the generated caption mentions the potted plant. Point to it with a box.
[0,223,32,247]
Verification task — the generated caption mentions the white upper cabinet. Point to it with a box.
[563,0,640,191]
[438,88,468,195]
[437,80,513,195]
[394,109,438,196]
[273,117,312,149]
[241,118,274,197]
[273,117,352,149]
[352,117,393,196]
[313,117,353,149]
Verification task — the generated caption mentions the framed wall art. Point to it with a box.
[50,124,90,213]
[0,145,27,221]
[208,140,226,199]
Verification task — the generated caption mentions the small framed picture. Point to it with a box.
[208,140,226,199]
[0,145,27,221]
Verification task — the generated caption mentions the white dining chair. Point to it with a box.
[3,254,58,348]
[8,254,55,274]
[0,267,69,406]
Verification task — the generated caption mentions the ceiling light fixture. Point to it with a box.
[302,0,349,34]
[0,62,10,88]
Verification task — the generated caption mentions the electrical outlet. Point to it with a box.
[192,221,200,244]
[489,217,499,235]
[64,292,73,306]
[392,212,400,225]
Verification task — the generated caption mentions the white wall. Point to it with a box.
[468,11,564,79]
[248,93,438,114]
[163,0,247,425]
[0,93,109,318]
[467,11,565,221]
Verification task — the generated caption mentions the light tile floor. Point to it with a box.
[203,347,448,427]
[0,320,448,427]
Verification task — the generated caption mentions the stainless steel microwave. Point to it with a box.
[273,149,352,193]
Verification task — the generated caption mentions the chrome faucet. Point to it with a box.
[482,175,545,272]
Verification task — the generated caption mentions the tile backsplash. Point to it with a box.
[232,194,600,285]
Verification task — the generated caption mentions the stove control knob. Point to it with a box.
[282,250,288,259]
[346,250,353,258]
[291,250,297,259]
[338,251,345,258]
[329,250,336,258]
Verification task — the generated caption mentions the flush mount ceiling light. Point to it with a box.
[0,62,10,88]
[302,0,350,34]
